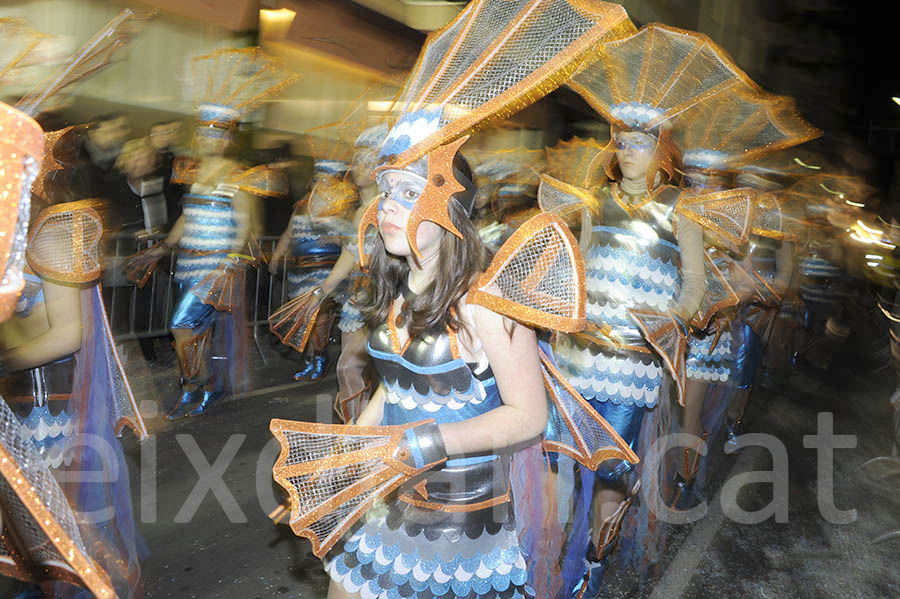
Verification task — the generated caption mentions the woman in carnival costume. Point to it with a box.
[129,48,296,420]
[270,150,351,381]
[268,2,637,598]
[328,124,389,421]
[269,124,388,411]
[667,85,819,506]
[0,12,152,599]
[547,24,814,596]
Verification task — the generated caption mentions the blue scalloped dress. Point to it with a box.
[325,303,532,599]
[553,184,683,450]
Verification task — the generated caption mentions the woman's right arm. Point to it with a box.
[164,213,185,247]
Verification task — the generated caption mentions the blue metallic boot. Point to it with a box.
[307,354,330,381]
[572,543,608,599]
[292,357,315,380]
[188,380,226,417]
[167,381,203,420]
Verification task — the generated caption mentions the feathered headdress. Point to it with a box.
[359,0,635,263]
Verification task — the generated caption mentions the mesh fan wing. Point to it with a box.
[177,328,212,381]
[191,47,297,116]
[0,400,116,597]
[124,244,165,288]
[752,271,782,306]
[674,84,820,170]
[537,174,596,218]
[715,253,760,304]
[674,188,754,252]
[468,212,586,331]
[27,204,101,284]
[744,303,777,341]
[91,286,147,440]
[269,289,329,354]
[383,0,633,166]
[191,262,245,313]
[751,192,785,240]
[692,251,739,330]
[628,309,687,406]
[307,177,357,219]
[569,24,761,131]
[470,147,547,186]
[539,346,638,469]
[270,419,427,558]
[543,136,609,188]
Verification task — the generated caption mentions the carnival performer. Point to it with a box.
[0,201,148,599]
[270,155,349,381]
[668,85,819,504]
[553,24,818,595]
[324,124,386,421]
[0,12,154,599]
[268,2,636,598]
[128,48,296,420]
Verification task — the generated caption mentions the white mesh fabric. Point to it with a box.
[382,0,631,164]
[569,24,759,131]
[27,207,101,283]
[537,175,590,218]
[470,212,585,331]
[0,399,110,593]
[675,84,820,170]
[675,188,754,251]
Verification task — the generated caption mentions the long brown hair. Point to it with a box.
[603,128,683,189]
[362,197,491,339]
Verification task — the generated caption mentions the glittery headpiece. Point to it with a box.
[14,10,153,117]
[191,47,298,130]
[544,136,609,189]
[0,18,56,88]
[674,85,820,173]
[569,24,761,135]
[0,102,43,322]
[359,0,634,263]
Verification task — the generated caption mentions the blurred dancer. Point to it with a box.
[270,157,348,381]
[268,3,636,598]
[131,48,296,419]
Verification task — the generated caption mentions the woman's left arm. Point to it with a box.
[672,214,706,322]
[438,305,547,456]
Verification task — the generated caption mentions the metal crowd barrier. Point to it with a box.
[104,232,293,364]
